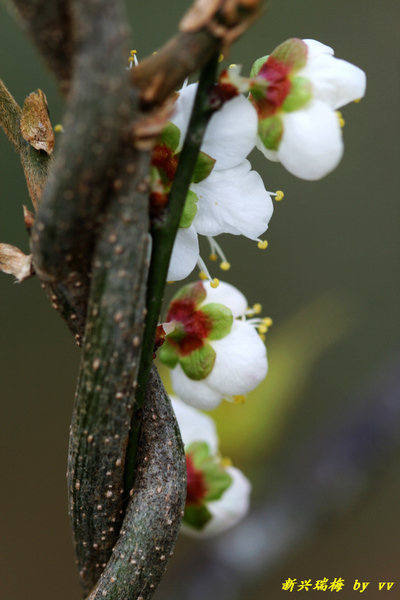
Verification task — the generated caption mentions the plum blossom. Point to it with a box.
[172,397,251,537]
[151,84,274,281]
[158,280,268,410]
[249,38,367,180]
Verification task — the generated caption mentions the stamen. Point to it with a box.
[246,315,273,336]
[128,49,138,68]
[257,239,268,250]
[54,124,64,133]
[354,98,362,103]
[253,303,262,315]
[181,77,189,90]
[274,190,284,201]
[245,303,262,317]
[218,53,224,63]
[233,395,246,404]
[207,237,231,271]
[220,457,232,468]
[336,110,345,128]
[197,256,219,288]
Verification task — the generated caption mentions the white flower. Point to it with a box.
[159,280,268,410]
[160,83,273,281]
[250,38,366,180]
[171,397,251,537]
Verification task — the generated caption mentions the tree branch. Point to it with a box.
[131,0,266,106]
[12,0,74,96]
[68,140,151,594]
[0,79,52,210]
[87,365,186,600]
[29,0,136,343]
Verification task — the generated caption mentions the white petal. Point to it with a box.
[201,95,258,170]
[300,51,366,109]
[167,225,199,282]
[277,99,343,180]
[170,364,223,410]
[303,39,334,59]
[255,137,280,162]
[170,83,198,146]
[192,160,273,238]
[171,84,257,169]
[207,320,268,396]
[181,466,251,538]
[201,280,248,318]
[170,396,219,453]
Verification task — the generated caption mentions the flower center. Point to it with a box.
[186,454,208,505]
[166,299,213,356]
[251,57,292,118]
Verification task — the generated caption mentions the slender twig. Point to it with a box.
[131,0,266,106]
[124,53,220,494]
[0,79,52,209]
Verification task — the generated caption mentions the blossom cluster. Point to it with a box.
[149,38,366,537]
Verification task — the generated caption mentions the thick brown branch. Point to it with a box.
[12,0,74,95]
[87,365,186,600]
[68,141,151,594]
[30,0,135,343]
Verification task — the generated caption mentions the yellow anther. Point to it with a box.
[253,303,262,314]
[128,56,135,63]
[152,51,158,55]
[275,190,284,201]
[218,53,224,63]
[54,124,64,133]
[258,324,267,334]
[257,240,268,250]
[199,270,208,281]
[130,50,137,56]
[336,110,345,128]
[229,63,237,69]
[354,98,362,103]
[220,456,232,468]
[219,261,231,271]
[259,333,266,342]
[209,253,218,262]
[233,395,246,404]
[210,278,220,288]
[263,317,273,327]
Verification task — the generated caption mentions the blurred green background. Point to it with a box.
[0,0,399,598]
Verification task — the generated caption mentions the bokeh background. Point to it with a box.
[0,0,399,598]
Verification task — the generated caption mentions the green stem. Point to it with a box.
[123,52,220,494]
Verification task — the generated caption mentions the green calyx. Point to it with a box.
[201,303,233,340]
[192,151,216,183]
[250,54,270,78]
[172,281,207,305]
[282,76,312,112]
[183,504,213,530]
[160,121,181,152]
[258,114,284,151]
[158,339,179,369]
[179,189,198,228]
[180,343,216,380]
[270,38,308,72]
[187,442,232,502]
